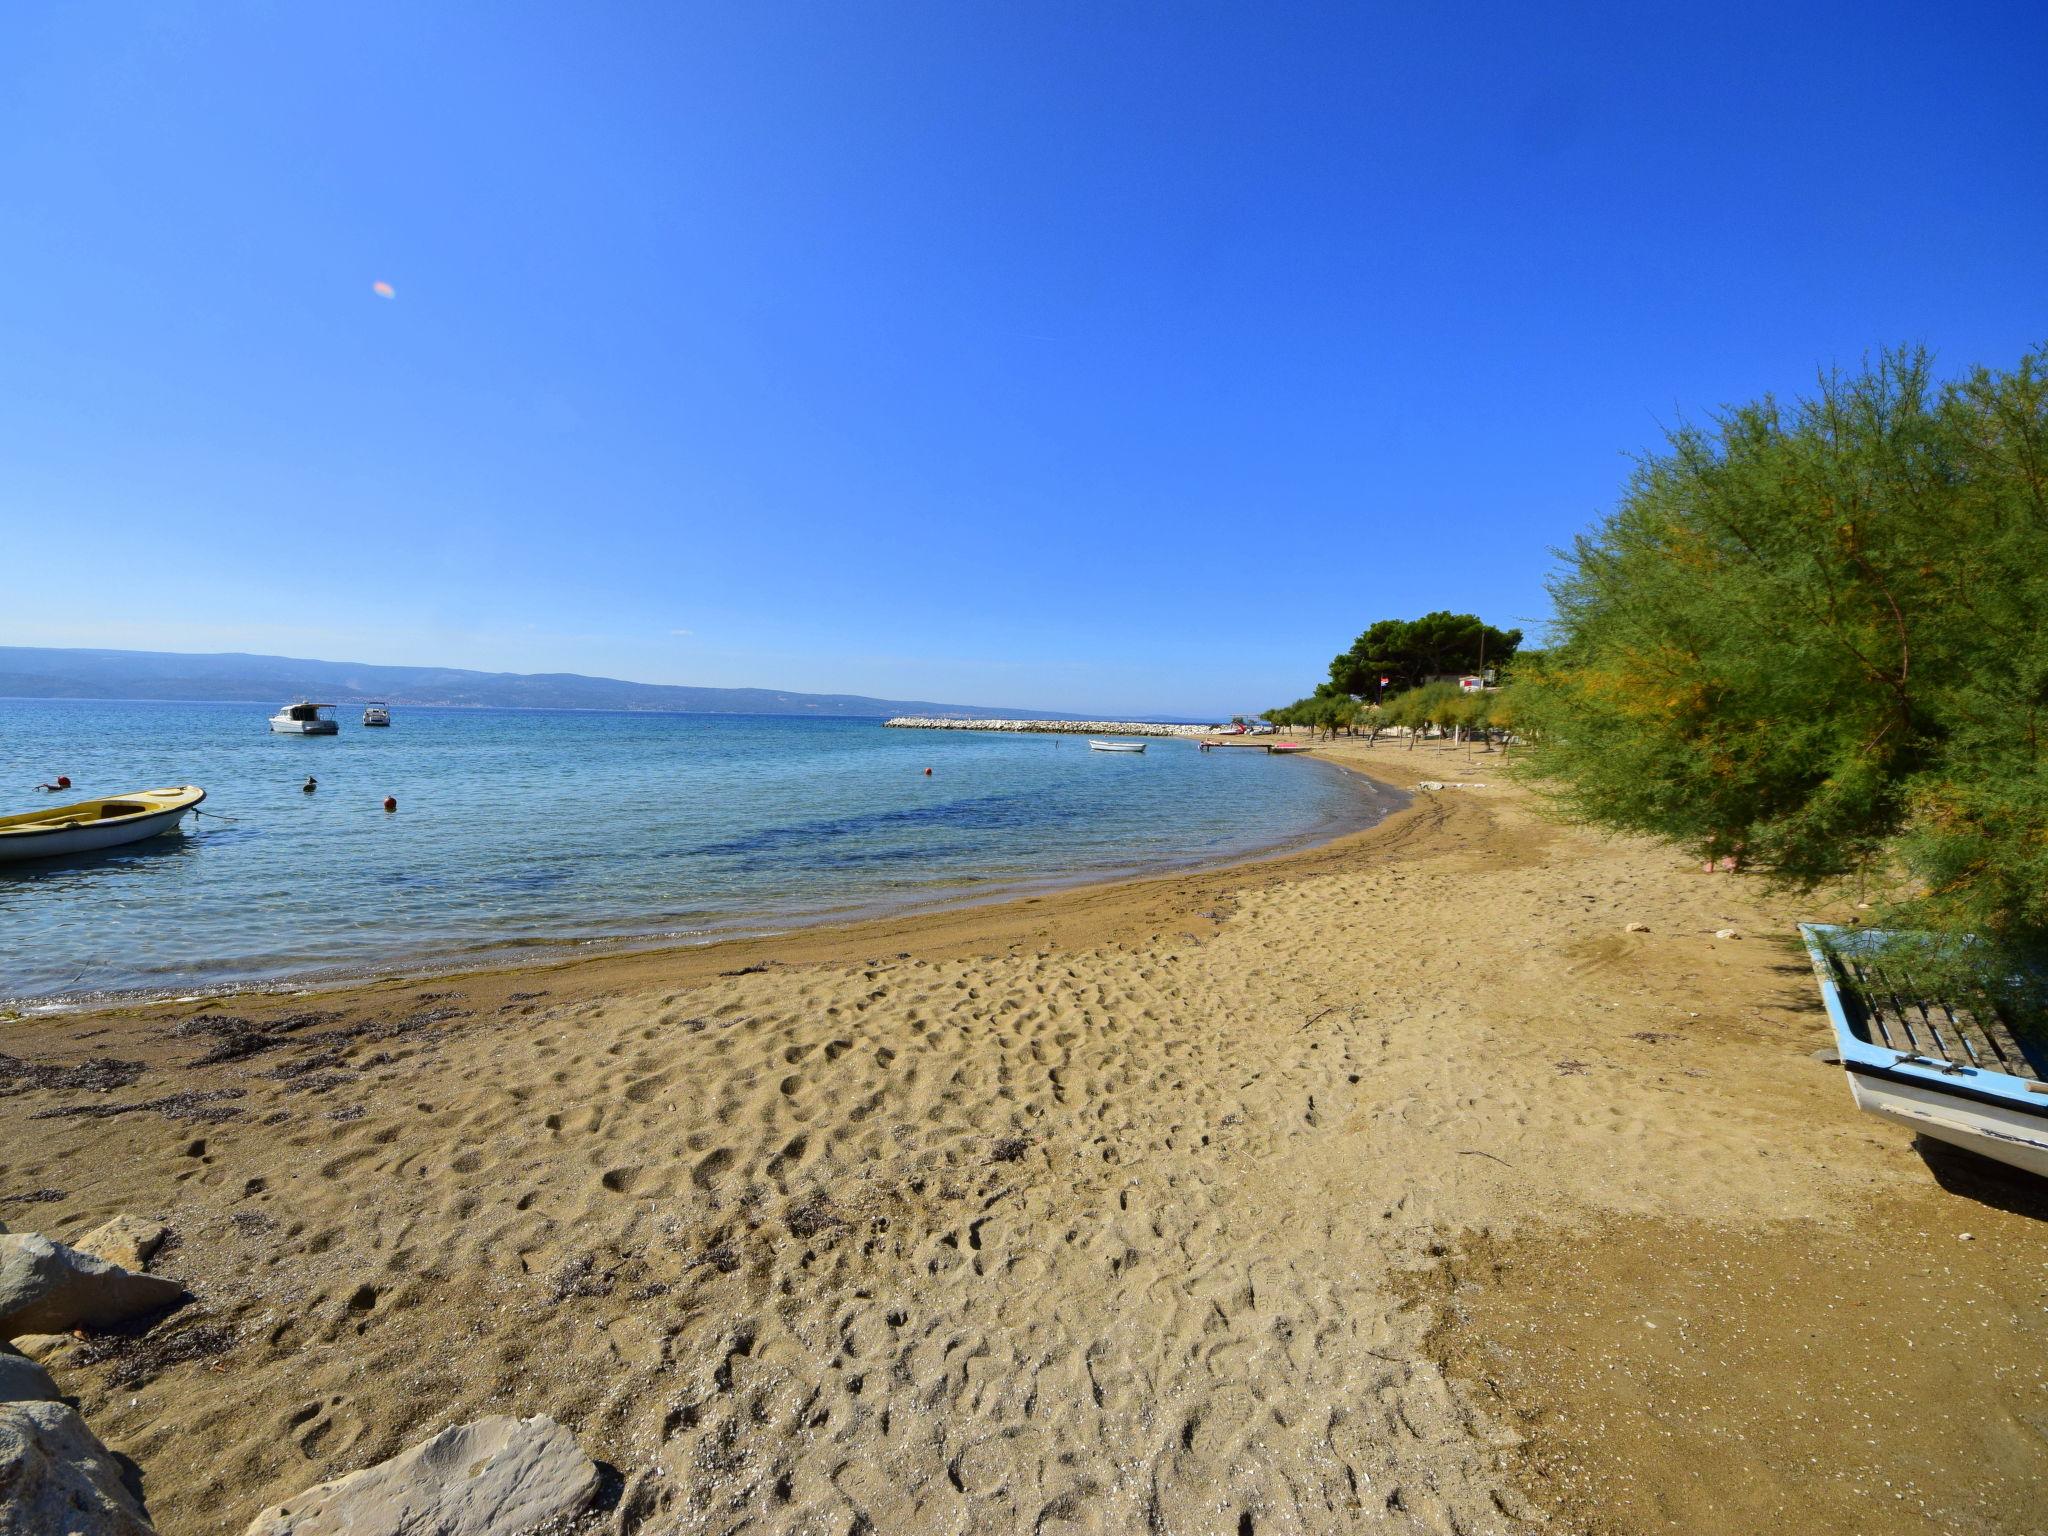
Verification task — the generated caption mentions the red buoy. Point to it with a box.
[382,796,397,812]
[923,767,932,776]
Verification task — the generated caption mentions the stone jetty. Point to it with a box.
[884,717,1214,737]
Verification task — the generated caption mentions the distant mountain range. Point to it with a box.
[0,647,1092,720]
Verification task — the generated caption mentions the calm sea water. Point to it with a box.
[0,701,1392,1005]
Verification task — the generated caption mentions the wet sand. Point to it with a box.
[3,741,2043,1534]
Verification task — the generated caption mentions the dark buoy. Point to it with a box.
[302,776,318,794]
[382,795,397,812]
[923,767,932,776]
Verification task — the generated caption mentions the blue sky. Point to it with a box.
[4,3,2043,715]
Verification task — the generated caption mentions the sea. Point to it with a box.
[0,700,1396,1007]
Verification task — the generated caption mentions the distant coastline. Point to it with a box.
[0,645,1108,720]
[4,694,920,719]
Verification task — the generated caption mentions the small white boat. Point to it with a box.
[362,702,391,727]
[0,786,206,863]
[1088,739,1147,753]
[1802,924,2048,1180]
[269,701,339,735]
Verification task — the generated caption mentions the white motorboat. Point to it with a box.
[1088,739,1147,753]
[362,702,391,727]
[269,701,339,735]
[0,786,206,863]
[1802,924,2048,1180]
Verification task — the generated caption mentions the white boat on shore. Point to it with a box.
[362,702,391,727]
[1801,924,2048,1180]
[0,786,206,863]
[1088,740,1147,753]
[269,701,339,735]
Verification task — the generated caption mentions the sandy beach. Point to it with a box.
[4,741,2043,1535]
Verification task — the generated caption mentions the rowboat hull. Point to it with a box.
[1842,1063,2048,1179]
[1088,741,1146,753]
[0,786,206,864]
[1801,924,2048,1180]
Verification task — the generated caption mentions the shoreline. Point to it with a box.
[5,748,1402,1019]
[5,738,2042,1536]
[882,716,1215,735]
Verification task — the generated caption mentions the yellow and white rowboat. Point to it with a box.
[0,786,206,863]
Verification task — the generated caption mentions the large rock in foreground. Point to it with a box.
[0,1350,59,1404]
[242,1414,599,1536]
[0,1399,155,1535]
[0,1235,182,1341]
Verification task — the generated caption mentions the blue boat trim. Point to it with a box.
[1798,923,2048,1116]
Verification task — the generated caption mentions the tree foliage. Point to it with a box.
[1375,680,1516,748]
[1329,611,1522,696]
[1519,344,2048,959]
[1266,689,1370,738]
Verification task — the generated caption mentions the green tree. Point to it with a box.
[1444,687,1493,746]
[1377,687,1419,742]
[1378,680,1465,748]
[1485,681,1529,756]
[1520,343,2048,967]
[1329,612,1523,696]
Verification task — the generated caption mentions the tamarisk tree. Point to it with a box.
[1520,344,2048,959]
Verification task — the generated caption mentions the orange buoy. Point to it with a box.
[382,796,397,812]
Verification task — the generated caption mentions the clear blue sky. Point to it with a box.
[4,3,2043,715]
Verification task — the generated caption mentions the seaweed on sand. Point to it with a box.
[0,1054,146,1095]
[76,1320,234,1389]
[32,1089,247,1123]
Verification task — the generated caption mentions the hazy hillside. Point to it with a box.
[0,647,1084,719]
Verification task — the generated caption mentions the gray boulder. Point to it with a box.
[0,1350,59,1404]
[0,1399,154,1535]
[71,1218,169,1274]
[241,1414,598,1536]
[0,1235,183,1341]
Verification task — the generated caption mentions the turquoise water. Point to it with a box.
[0,702,1393,1005]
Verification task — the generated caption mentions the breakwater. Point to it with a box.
[884,717,1213,737]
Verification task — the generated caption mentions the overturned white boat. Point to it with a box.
[1801,924,2048,1180]
[1088,740,1147,753]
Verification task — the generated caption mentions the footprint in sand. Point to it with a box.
[692,1147,735,1189]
